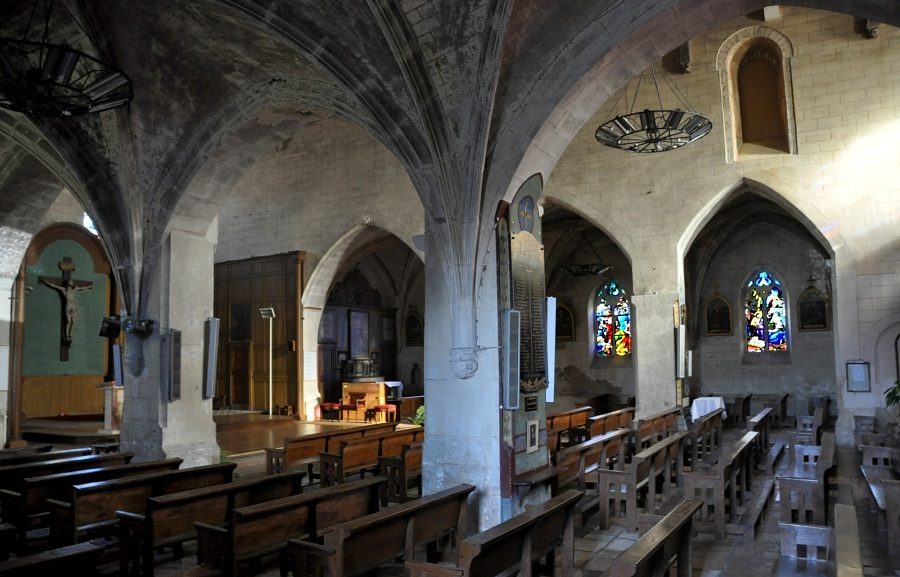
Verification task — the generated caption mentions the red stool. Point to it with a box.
[317,402,340,421]
[375,404,397,423]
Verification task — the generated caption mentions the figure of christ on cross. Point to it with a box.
[39,257,93,361]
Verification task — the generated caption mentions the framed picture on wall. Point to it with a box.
[846,361,870,392]
[526,419,539,453]
[705,295,732,336]
[349,310,369,358]
[405,313,423,346]
[798,287,829,331]
[556,304,575,341]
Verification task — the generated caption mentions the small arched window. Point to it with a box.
[744,270,788,352]
[595,280,631,357]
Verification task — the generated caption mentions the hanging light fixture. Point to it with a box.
[559,231,613,277]
[595,63,711,153]
[0,0,132,117]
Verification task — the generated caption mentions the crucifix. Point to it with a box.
[39,257,93,361]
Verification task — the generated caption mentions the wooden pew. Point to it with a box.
[47,462,236,547]
[794,405,825,446]
[588,407,635,437]
[859,443,898,511]
[377,441,422,504]
[405,489,583,577]
[264,422,399,476]
[754,392,789,428]
[117,471,305,577]
[597,432,687,532]
[884,478,900,555]
[546,406,592,431]
[748,407,784,474]
[685,407,724,471]
[635,407,681,449]
[554,429,631,525]
[193,476,384,577]
[721,393,752,427]
[835,503,863,577]
[778,432,835,525]
[289,483,475,577]
[0,541,103,576]
[0,452,134,492]
[605,498,703,577]
[0,457,182,549]
[683,431,760,539]
[0,447,87,467]
[319,427,422,486]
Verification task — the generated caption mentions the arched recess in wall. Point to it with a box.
[716,26,797,162]
[303,225,424,410]
[683,186,836,410]
[542,203,635,410]
[17,222,116,419]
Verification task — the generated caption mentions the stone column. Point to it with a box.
[423,229,503,531]
[120,229,219,466]
[0,276,14,448]
[632,292,680,417]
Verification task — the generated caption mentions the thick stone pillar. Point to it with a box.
[423,230,502,531]
[0,277,13,448]
[632,292,679,417]
[120,229,219,465]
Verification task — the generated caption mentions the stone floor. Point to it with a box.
[144,427,899,576]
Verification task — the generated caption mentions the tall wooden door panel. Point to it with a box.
[230,342,252,408]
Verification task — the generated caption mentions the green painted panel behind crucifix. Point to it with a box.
[23,239,107,376]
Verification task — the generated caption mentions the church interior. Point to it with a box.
[1,0,900,575]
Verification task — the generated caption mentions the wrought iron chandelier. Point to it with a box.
[595,64,711,153]
[0,0,132,117]
[560,232,612,277]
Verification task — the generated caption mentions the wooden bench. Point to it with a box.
[546,406,592,431]
[378,441,422,504]
[554,429,631,525]
[720,393,752,427]
[117,471,305,577]
[193,476,383,577]
[0,541,103,576]
[748,407,784,473]
[635,407,681,449]
[859,443,898,511]
[683,431,760,538]
[588,407,635,437]
[405,489,583,577]
[597,432,687,532]
[794,405,825,446]
[685,407,724,471]
[754,393,789,428]
[0,447,85,467]
[884,478,900,555]
[289,483,475,577]
[264,422,399,476]
[0,452,134,492]
[776,503,863,576]
[47,462,236,547]
[606,498,703,577]
[0,457,182,550]
[320,427,422,486]
[778,432,835,525]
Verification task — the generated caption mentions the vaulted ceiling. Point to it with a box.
[1,0,897,318]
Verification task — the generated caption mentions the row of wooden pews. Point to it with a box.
[853,413,900,555]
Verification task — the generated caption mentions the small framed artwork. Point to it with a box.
[846,361,870,393]
[798,287,829,331]
[405,313,423,347]
[526,419,539,453]
[705,295,732,336]
[556,304,575,341]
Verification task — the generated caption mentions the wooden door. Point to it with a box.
[230,342,252,408]
[318,344,337,402]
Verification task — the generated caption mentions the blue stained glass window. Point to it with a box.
[744,270,788,352]
[595,281,631,357]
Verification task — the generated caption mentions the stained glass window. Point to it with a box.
[744,270,788,352]
[595,281,631,357]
